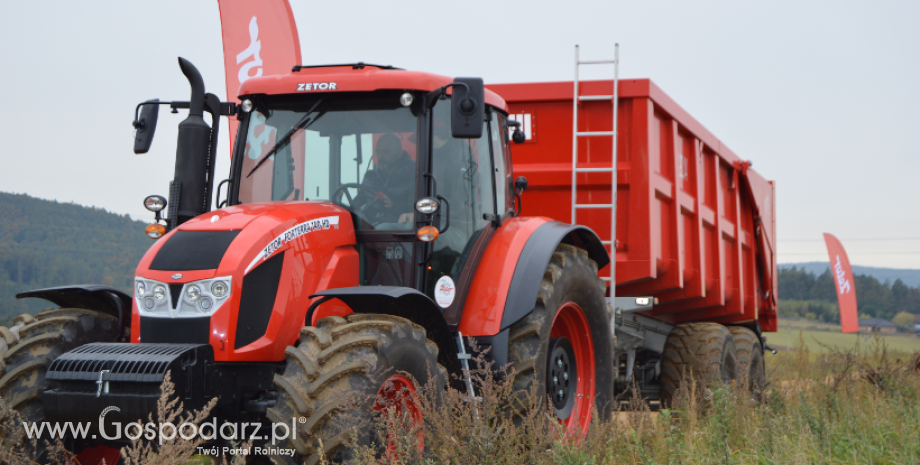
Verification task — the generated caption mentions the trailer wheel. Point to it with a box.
[267,313,446,465]
[0,308,119,458]
[727,326,765,391]
[506,244,612,434]
[659,323,738,407]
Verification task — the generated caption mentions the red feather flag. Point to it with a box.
[823,233,859,333]
[217,0,301,153]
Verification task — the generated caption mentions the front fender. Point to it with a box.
[458,218,609,337]
[16,285,132,339]
[307,286,461,382]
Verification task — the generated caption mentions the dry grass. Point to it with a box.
[345,336,920,465]
[121,371,220,465]
[1,335,919,464]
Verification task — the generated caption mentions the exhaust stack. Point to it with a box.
[167,58,213,228]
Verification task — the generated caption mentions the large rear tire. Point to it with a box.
[267,313,446,465]
[0,308,120,459]
[727,326,765,391]
[659,322,738,407]
[506,244,613,434]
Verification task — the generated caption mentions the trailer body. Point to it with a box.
[487,79,777,331]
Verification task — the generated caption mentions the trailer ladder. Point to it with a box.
[571,44,619,284]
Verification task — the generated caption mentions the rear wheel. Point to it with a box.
[267,313,446,465]
[506,244,613,434]
[0,308,120,459]
[659,322,738,407]
[727,326,765,391]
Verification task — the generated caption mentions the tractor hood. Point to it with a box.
[132,201,359,361]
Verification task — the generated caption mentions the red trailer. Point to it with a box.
[487,78,778,332]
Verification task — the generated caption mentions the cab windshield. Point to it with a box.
[236,94,418,231]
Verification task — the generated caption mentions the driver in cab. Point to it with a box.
[358,133,415,227]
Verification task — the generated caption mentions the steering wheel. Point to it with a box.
[331,183,386,223]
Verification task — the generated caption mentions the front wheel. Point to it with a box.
[267,313,446,465]
[0,308,120,460]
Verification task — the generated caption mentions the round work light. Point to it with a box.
[415,197,439,215]
[143,195,167,212]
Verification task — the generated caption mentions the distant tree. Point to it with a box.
[892,311,915,328]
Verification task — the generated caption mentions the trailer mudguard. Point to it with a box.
[458,217,610,338]
[306,286,460,378]
[16,285,132,339]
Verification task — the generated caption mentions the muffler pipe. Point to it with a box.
[167,57,212,228]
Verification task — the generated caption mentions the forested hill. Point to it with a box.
[778,266,920,323]
[0,192,152,324]
[2,191,917,327]
[780,262,920,288]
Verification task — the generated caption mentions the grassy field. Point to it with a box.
[773,318,920,352]
[3,332,919,464]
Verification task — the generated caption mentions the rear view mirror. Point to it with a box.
[450,78,484,139]
[133,99,160,154]
[508,119,526,144]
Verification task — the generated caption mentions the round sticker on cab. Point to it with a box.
[434,276,456,308]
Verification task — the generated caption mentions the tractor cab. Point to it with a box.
[228,64,516,305]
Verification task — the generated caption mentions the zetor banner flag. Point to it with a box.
[217,0,301,152]
[823,233,858,333]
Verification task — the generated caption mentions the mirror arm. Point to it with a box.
[133,100,159,128]
[423,82,472,110]
[135,100,237,119]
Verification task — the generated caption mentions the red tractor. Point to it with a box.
[1,55,775,463]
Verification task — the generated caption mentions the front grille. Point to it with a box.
[169,283,183,308]
[140,316,210,344]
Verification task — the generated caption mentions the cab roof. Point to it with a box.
[237,63,508,112]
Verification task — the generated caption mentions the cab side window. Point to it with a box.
[426,102,496,300]
[490,113,514,214]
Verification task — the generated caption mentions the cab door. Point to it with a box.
[425,103,509,325]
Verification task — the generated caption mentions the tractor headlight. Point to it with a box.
[134,279,170,314]
[178,277,232,316]
[135,277,231,317]
[185,285,201,302]
[152,285,167,303]
[211,280,229,298]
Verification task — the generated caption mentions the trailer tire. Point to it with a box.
[506,243,612,433]
[267,313,446,465]
[659,323,738,407]
[727,326,765,391]
[0,308,119,459]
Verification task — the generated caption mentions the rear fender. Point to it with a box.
[459,218,609,339]
[16,285,132,340]
[306,286,461,383]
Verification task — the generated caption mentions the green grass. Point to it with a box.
[349,338,920,465]
[773,319,920,353]
[5,332,919,465]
